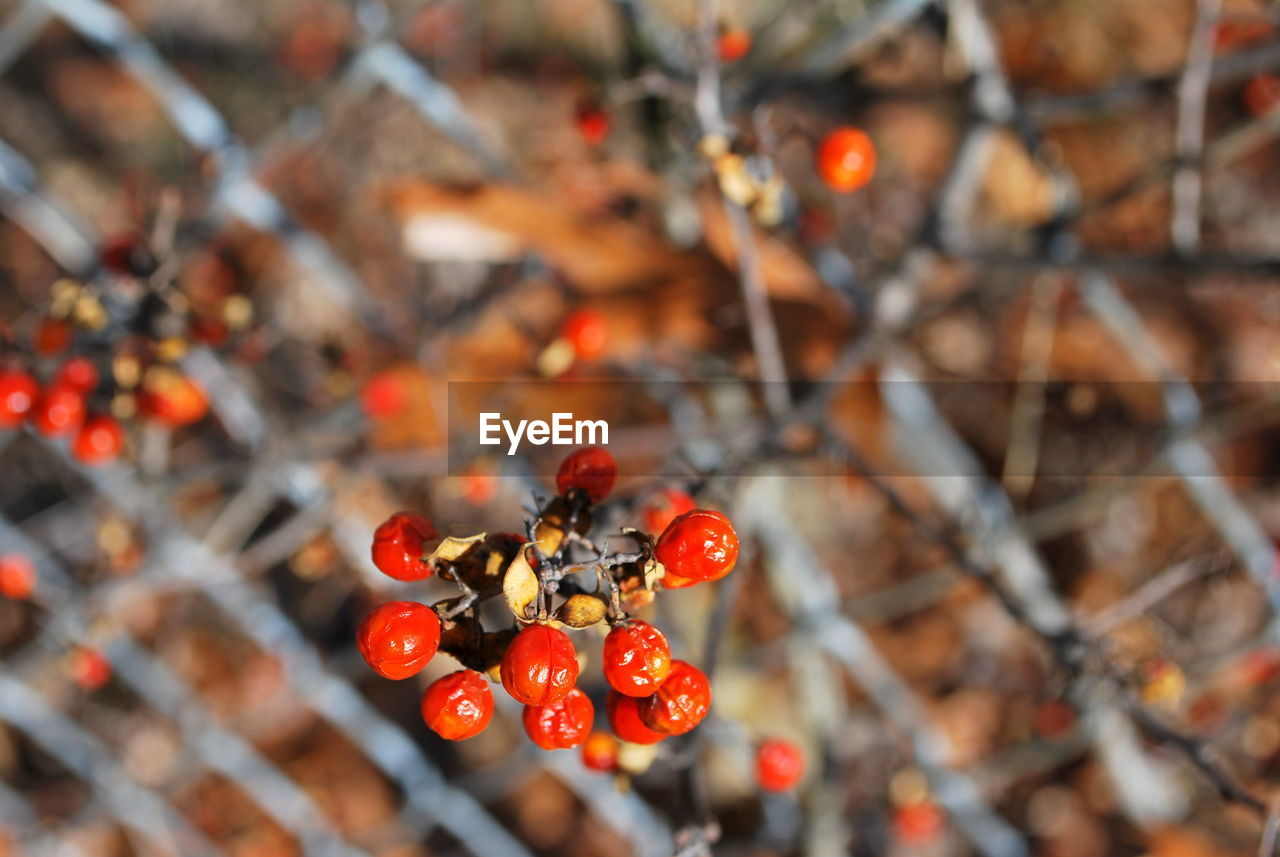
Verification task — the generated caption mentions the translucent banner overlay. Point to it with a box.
[446,380,1280,478]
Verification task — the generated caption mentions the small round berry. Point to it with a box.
[421,670,494,740]
[0,553,35,600]
[138,370,208,427]
[654,509,738,583]
[817,126,876,193]
[581,731,620,771]
[603,620,672,697]
[55,357,99,394]
[357,601,442,680]
[605,691,666,745]
[360,369,408,421]
[72,648,112,691]
[755,738,805,792]
[717,29,752,63]
[30,384,85,437]
[371,512,438,581]
[72,414,125,465]
[575,101,610,146]
[33,318,72,356]
[1244,73,1280,117]
[501,624,579,706]
[642,487,696,534]
[523,686,594,750]
[637,660,711,736]
[555,446,617,502]
[893,801,945,844]
[562,310,608,361]
[0,368,38,428]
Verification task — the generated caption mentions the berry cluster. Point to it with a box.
[0,231,266,463]
[356,447,739,760]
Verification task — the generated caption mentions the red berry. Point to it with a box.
[360,369,408,421]
[755,738,805,792]
[653,509,738,583]
[641,487,696,535]
[581,731,620,771]
[1033,700,1075,739]
[603,620,672,697]
[500,624,579,706]
[421,670,494,740]
[605,691,666,745]
[523,686,594,750]
[72,414,125,465]
[33,319,72,356]
[370,512,438,581]
[555,446,617,502]
[717,29,752,62]
[0,553,35,600]
[562,309,608,361]
[30,384,85,437]
[817,126,876,193]
[575,101,610,146]
[72,648,112,691]
[0,368,38,428]
[637,660,711,735]
[1244,73,1280,117]
[356,601,442,680]
[138,370,208,427]
[55,358,99,394]
[893,801,945,844]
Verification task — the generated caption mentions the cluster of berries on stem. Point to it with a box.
[356,446,741,768]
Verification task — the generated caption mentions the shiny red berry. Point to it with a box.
[0,368,38,428]
[717,29,752,62]
[555,446,617,502]
[72,414,125,465]
[562,309,608,361]
[357,600,442,680]
[501,624,579,706]
[0,553,35,600]
[523,686,594,750]
[817,126,876,193]
[581,731,620,771]
[605,690,666,745]
[637,660,711,736]
[603,620,672,697]
[371,512,438,581]
[55,357,99,394]
[641,487,696,535]
[575,101,610,146]
[654,509,738,583]
[30,384,85,437]
[755,738,805,792]
[421,670,494,740]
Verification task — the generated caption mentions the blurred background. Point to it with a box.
[2,0,1280,855]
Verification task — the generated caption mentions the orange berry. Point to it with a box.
[817,126,876,193]
[523,686,594,750]
[501,624,579,706]
[421,670,494,740]
[0,553,36,600]
[755,738,805,792]
[581,731,620,771]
